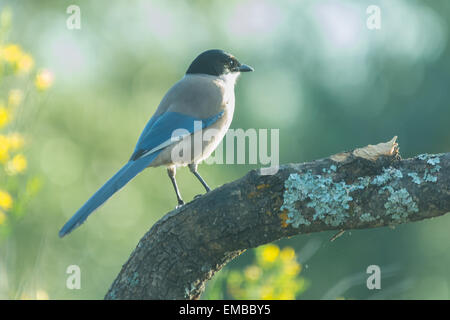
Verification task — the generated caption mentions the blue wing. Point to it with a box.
[130,110,224,160]
[59,110,224,237]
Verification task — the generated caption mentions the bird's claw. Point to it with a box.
[175,200,185,209]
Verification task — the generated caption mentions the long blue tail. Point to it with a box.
[59,153,159,237]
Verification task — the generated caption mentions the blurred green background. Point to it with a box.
[0,0,449,299]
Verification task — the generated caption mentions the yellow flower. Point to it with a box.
[6,153,27,174]
[36,290,49,300]
[284,261,302,276]
[277,291,295,300]
[244,265,262,281]
[280,247,296,262]
[18,53,34,73]
[35,69,54,90]
[1,44,34,73]
[0,105,11,128]
[260,285,274,300]
[8,89,23,107]
[7,132,25,150]
[0,210,6,225]
[0,135,10,163]
[2,44,22,63]
[261,244,280,263]
[0,190,13,211]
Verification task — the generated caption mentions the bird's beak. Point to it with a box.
[237,64,254,72]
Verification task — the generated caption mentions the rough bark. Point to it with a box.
[105,137,450,300]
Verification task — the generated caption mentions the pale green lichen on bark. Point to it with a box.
[374,168,420,224]
[427,157,441,166]
[281,170,352,228]
[407,154,441,184]
[281,160,424,228]
[383,187,418,221]
[371,167,403,186]
[417,153,444,162]
[281,166,371,228]
[359,212,379,222]
[408,172,422,185]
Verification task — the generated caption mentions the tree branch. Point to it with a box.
[105,137,450,300]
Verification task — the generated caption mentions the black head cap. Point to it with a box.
[186,49,253,76]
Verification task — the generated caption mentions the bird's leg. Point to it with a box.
[167,167,184,208]
[189,163,211,194]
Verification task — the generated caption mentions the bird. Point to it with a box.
[59,49,254,237]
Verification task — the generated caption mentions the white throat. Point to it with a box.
[219,72,240,86]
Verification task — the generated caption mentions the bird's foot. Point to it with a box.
[175,200,185,209]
